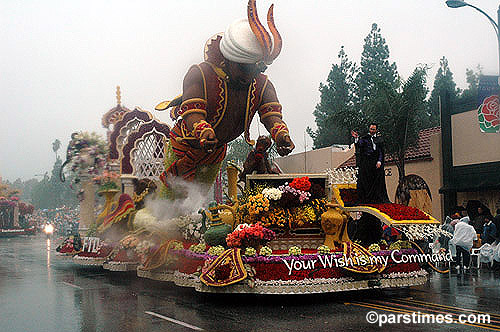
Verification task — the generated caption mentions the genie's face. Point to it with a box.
[225,60,261,88]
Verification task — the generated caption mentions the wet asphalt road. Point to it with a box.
[1,235,500,332]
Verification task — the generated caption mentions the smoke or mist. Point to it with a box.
[148,177,211,220]
[133,178,210,237]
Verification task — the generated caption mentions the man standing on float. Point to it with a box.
[156,0,294,190]
[351,123,389,204]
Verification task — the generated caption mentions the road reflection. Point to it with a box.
[47,238,51,282]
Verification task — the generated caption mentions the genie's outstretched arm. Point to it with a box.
[258,80,294,156]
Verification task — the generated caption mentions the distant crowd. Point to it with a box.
[28,206,80,235]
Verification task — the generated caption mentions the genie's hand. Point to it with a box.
[276,133,294,156]
[199,129,218,153]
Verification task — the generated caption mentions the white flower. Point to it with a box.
[235,223,250,231]
[262,188,282,201]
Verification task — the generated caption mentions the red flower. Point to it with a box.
[366,203,429,221]
[289,176,312,192]
[480,95,500,127]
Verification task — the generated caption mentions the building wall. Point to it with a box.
[384,133,443,220]
[452,110,500,166]
[457,190,500,216]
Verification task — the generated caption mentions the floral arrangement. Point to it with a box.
[171,240,184,251]
[0,197,17,208]
[18,202,34,215]
[189,243,207,254]
[389,241,401,250]
[135,240,155,257]
[289,176,311,191]
[257,207,289,228]
[368,243,381,252]
[174,214,204,242]
[207,245,225,256]
[238,176,328,230]
[94,170,120,192]
[244,247,257,256]
[365,203,430,221]
[317,245,331,254]
[388,240,412,250]
[279,183,310,204]
[259,246,272,256]
[247,194,270,215]
[66,132,108,184]
[225,223,276,249]
[120,235,139,249]
[262,188,282,201]
[288,246,302,256]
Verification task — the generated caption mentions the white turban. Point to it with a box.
[219,18,266,64]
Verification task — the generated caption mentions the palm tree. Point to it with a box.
[52,139,61,160]
[364,66,428,182]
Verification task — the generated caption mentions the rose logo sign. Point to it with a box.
[478,95,500,133]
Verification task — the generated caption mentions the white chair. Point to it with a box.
[470,248,481,269]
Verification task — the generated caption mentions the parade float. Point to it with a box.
[55,0,452,294]
[133,168,450,294]
[0,194,36,237]
[55,97,452,293]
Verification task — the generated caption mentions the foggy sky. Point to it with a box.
[0,0,497,182]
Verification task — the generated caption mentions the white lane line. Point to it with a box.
[145,311,204,331]
[61,281,83,289]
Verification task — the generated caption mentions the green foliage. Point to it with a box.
[356,23,399,103]
[29,157,79,209]
[458,64,481,102]
[52,139,61,159]
[309,22,430,181]
[427,57,459,126]
[307,46,358,148]
[365,66,429,180]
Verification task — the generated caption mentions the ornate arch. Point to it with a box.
[120,120,170,178]
[102,104,131,130]
[109,108,153,160]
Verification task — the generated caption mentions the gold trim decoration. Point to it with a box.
[341,242,386,274]
[212,76,228,129]
[181,109,208,119]
[243,80,258,145]
[200,248,248,287]
[155,95,183,111]
[331,183,357,207]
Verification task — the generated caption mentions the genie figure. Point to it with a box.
[156,0,294,188]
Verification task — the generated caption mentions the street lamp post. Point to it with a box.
[446,0,500,85]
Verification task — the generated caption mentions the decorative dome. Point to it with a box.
[101,86,132,129]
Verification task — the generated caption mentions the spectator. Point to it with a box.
[482,215,497,245]
[450,217,477,270]
[439,215,455,250]
[494,208,500,239]
[472,205,491,234]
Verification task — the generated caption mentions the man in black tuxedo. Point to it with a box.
[351,123,390,204]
